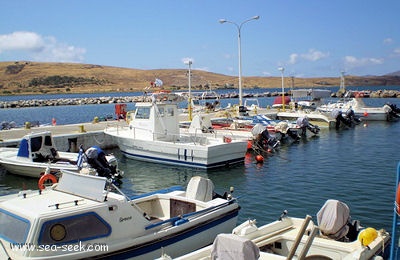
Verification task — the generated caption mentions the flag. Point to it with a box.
[154,78,163,87]
[76,147,85,169]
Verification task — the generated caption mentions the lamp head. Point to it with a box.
[219,19,227,24]
[252,15,260,20]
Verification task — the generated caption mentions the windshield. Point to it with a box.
[0,209,30,243]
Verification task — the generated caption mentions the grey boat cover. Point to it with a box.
[317,199,350,240]
[211,233,260,260]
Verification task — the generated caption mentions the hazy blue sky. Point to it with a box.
[1,0,399,77]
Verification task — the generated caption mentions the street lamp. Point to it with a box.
[184,59,193,120]
[219,15,260,106]
[278,67,285,111]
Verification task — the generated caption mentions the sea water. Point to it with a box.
[1,89,400,234]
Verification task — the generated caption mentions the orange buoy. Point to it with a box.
[38,174,58,190]
[363,111,369,117]
[52,118,57,126]
[396,184,400,215]
[247,140,253,150]
[255,155,264,163]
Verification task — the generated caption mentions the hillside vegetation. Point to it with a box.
[1,61,399,95]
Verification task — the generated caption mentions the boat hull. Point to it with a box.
[106,129,247,169]
[96,208,239,260]
[0,148,79,178]
[276,111,336,128]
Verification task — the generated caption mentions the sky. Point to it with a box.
[1,0,399,78]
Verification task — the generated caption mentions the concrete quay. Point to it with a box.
[0,120,127,151]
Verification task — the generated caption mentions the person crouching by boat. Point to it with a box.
[296,116,320,135]
[86,146,122,185]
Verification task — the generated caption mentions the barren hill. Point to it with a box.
[1,61,399,95]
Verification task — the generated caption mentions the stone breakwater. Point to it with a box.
[0,96,151,109]
[1,89,399,109]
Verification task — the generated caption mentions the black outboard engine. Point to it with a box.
[238,105,248,116]
[85,146,122,186]
[259,129,280,150]
[331,109,352,130]
[384,103,400,121]
[345,108,361,125]
[296,116,320,135]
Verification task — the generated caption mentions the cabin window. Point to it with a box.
[44,135,52,146]
[0,209,30,243]
[30,136,43,152]
[167,108,174,116]
[135,107,150,119]
[38,212,111,245]
[158,107,165,117]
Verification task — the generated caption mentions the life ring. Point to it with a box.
[38,174,58,190]
[396,183,400,215]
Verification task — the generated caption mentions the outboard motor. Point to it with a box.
[317,199,359,242]
[238,105,248,116]
[331,109,352,130]
[274,121,299,142]
[345,108,361,125]
[85,146,123,186]
[296,116,320,135]
[259,129,280,150]
[384,103,400,121]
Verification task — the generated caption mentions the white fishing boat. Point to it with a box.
[317,97,400,121]
[167,199,390,260]
[276,89,336,128]
[0,131,121,180]
[0,171,240,259]
[104,92,248,169]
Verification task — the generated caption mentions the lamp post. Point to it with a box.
[184,60,193,121]
[278,67,285,111]
[219,15,260,106]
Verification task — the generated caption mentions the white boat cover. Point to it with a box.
[274,121,289,133]
[317,199,350,240]
[186,176,214,202]
[211,233,260,260]
[251,123,266,136]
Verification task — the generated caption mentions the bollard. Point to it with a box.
[79,125,86,133]
[25,122,31,129]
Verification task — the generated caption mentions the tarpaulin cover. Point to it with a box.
[211,233,260,260]
[317,199,350,240]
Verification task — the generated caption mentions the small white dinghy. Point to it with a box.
[0,171,240,259]
[168,199,390,260]
[0,131,122,182]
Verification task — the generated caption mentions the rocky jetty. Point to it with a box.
[1,89,399,109]
[0,96,151,109]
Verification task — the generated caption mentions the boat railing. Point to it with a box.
[389,161,400,259]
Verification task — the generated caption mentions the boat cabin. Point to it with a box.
[17,131,60,162]
[131,93,184,141]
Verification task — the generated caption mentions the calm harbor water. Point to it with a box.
[1,89,400,237]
